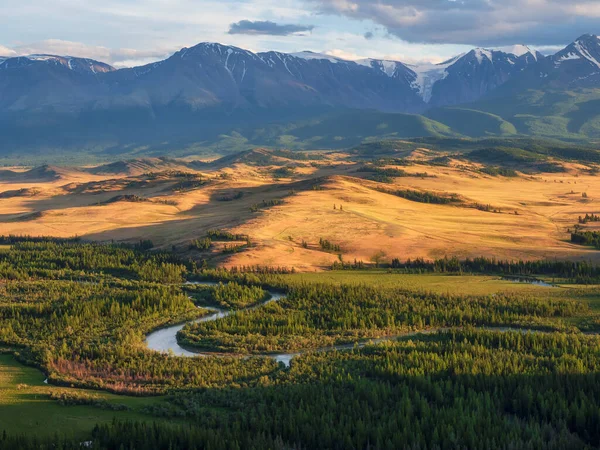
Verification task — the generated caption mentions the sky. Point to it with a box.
[0,0,598,68]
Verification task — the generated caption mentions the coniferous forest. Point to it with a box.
[2,239,600,449]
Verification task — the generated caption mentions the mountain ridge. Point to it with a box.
[0,39,551,112]
[1,34,600,154]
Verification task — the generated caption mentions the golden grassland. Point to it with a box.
[0,149,599,271]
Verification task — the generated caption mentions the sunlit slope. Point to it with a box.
[225,171,600,269]
[1,149,599,271]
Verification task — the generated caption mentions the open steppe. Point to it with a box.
[1,142,599,270]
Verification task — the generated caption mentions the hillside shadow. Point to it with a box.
[0,163,356,239]
[0,177,181,222]
[566,99,600,134]
[0,160,354,222]
[81,178,327,245]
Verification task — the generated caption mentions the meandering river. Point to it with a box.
[145,279,556,367]
[145,284,299,363]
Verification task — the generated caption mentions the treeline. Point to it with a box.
[480,166,519,177]
[571,231,600,249]
[272,167,296,178]
[202,266,295,277]
[0,241,182,282]
[357,165,430,183]
[357,165,408,183]
[331,258,367,270]
[2,420,288,450]
[390,256,600,283]
[49,391,129,411]
[0,235,81,245]
[102,194,151,204]
[271,149,324,161]
[171,178,205,192]
[0,234,154,250]
[190,230,253,254]
[319,238,341,253]
[184,281,270,310]
[578,213,600,224]
[250,199,283,212]
[206,230,248,241]
[216,191,244,202]
[473,203,502,213]
[385,189,462,204]
[190,237,212,251]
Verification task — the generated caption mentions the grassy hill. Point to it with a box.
[269,110,455,148]
[425,107,517,137]
[3,90,600,165]
[461,88,600,141]
[0,108,458,164]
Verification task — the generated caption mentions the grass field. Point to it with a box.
[280,271,562,294]
[0,355,165,438]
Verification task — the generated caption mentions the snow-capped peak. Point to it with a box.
[552,35,600,68]
[572,38,600,69]
[181,42,258,59]
[473,48,493,64]
[469,46,539,63]
[0,54,115,73]
[494,45,537,60]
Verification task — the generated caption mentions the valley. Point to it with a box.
[1,135,600,447]
[2,238,600,448]
[6,4,600,449]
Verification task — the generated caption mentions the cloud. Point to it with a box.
[1,39,178,67]
[325,48,364,60]
[306,0,600,46]
[364,31,374,40]
[228,19,314,36]
[0,45,17,57]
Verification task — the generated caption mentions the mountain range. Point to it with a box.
[1,34,600,157]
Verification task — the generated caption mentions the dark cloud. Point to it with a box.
[306,0,600,46]
[364,31,374,40]
[228,20,314,36]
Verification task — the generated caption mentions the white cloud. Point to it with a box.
[324,48,364,60]
[0,0,588,68]
[0,45,17,56]
[1,39,179,67]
